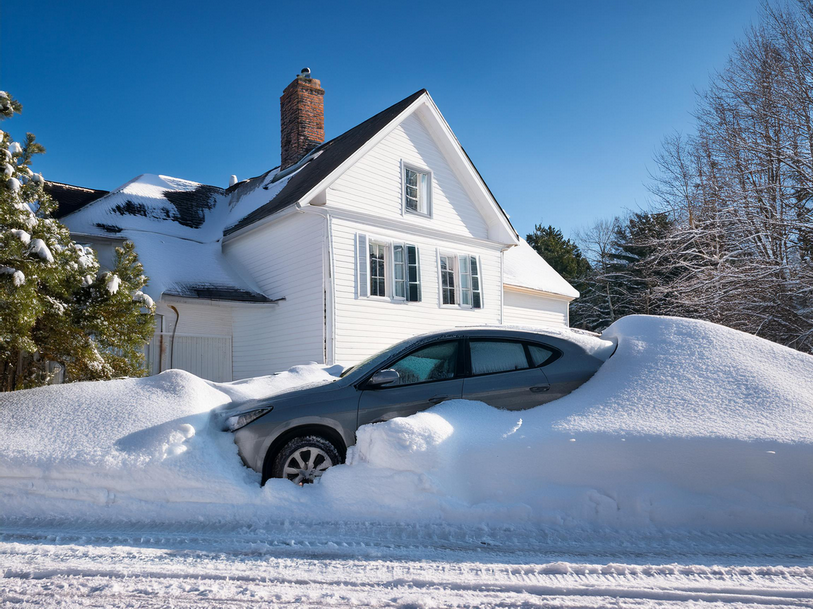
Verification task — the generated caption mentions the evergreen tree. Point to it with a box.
[525,224,591,282]
[0,92,155,390]
[604,212,676,318]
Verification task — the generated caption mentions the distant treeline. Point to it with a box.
[531,1,813,353]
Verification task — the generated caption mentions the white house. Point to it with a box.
[52,72,578,382]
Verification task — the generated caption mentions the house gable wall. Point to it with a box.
[325,113,490,241]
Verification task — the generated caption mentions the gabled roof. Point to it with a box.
[224,89,427,236]
[50,89,519,245]
[54,89,565,303]
[504,239,580,300]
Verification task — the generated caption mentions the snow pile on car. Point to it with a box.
[317,315,813,532]
[1,315,811,533]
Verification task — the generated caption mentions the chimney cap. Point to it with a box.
[299,67,311,79]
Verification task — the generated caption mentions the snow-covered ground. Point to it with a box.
[2,521,813,607]
[1,315,812,606]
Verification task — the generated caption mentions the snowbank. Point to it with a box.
[0,365,339,521]
[1,316,812,533]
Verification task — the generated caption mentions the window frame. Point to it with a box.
[357,233,422,303]
[402,161,433,218]
[437,251,483,309]
[368,240,388,299]
[438,252,458,307]
[462,338,562,378]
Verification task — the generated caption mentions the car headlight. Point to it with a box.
[226,407,273,432]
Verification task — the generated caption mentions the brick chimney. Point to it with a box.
[280,68,325,170]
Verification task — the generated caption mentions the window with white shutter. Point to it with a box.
[357,234,421,303]
[438,252,483,309]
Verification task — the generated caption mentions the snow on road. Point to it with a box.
[2,315,813,606]
[2,522,813,608]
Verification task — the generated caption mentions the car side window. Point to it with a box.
[387,341,459,386]
[469,340,530,376]
[527,343,556,367]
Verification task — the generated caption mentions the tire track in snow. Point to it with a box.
[2,541,813,608]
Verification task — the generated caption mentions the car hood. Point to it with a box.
[209,378,347,429]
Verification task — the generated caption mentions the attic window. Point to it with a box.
[403,164,432,216]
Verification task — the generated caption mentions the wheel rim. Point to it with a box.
[282,447,333,484]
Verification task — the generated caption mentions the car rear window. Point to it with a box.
[528,343,556,367]
[470,340,530,375]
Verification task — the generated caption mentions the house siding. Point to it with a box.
[151,301,234,382]
[502,288,569,328]
[156,301,234,337]
[326,113,489,241]
[224,213,325,378]
[330,216,503,366]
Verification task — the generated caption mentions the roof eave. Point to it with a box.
[295,93,430,209]
[503,282,579,301]
[222,202,301,243]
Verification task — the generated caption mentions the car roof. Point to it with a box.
[401,325,615,360]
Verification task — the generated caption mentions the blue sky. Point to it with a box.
[2,0,761,240]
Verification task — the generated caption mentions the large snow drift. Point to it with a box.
[1,316,811,533]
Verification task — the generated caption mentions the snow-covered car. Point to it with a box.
[214,327,616,485]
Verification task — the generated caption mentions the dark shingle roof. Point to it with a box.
[45,181,109,218]
[224,89,427,236]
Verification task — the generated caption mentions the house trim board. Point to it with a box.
[503,283,575,302]
[298,205,513,252]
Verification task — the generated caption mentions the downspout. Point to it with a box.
[295,201,337,365]
[323,212,337,365]
[168,305,180,369]
[500,249,504,324]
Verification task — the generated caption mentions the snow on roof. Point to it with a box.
[503,239,579,299]
[61,173,228,241]
[44,181,109,218]
[223,165,299,233]
[60,174,269,303]
[53,94,552,303]
[126,232,270,303]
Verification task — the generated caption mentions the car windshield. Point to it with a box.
[339,335,428,379]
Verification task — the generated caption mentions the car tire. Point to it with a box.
[270,435,341,485]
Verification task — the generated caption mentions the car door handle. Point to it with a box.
[530,385,550,393]
[428,395,451,404]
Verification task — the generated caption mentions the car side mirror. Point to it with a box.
[368,369,399,387]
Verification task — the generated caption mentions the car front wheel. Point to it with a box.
[271,435,341,485]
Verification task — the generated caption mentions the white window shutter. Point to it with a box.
[458,254,471,307]
[357,233,368,298]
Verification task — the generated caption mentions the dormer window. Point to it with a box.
[403,164,432,216]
